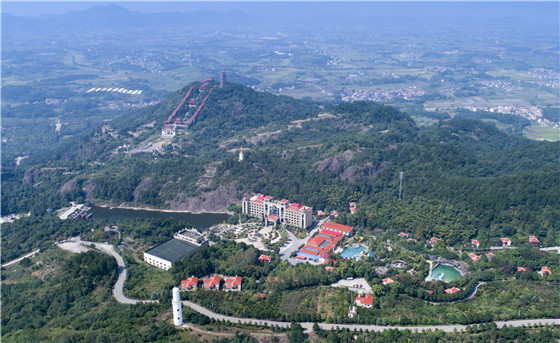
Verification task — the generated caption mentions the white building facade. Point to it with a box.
[242,194,313,229]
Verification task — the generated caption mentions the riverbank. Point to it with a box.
[95,204,230,215]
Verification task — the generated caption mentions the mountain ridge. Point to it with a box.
[2,82,559,245]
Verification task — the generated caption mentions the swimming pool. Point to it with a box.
[425,263,461,283]
[340,246,367,258]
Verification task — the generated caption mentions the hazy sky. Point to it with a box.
[3,1,559,20]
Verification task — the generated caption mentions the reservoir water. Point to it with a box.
[426,263,462,283]
[90,206,230,229]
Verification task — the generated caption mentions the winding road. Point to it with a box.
[182,300,559,332]
[1,249,41,267]
[56,236,559,333]
[57,237,157,304]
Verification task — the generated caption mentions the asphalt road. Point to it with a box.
[1,249,41,267]
[182,300,559,332]
[57,237,157,305]
[280,218,328,265]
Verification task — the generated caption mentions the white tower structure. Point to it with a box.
[172,287,183,326]
[239,146,244,162]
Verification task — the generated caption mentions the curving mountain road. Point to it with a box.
[58,236,559,331]
[182,300,559,332]
[2,249,41,267]
[57,237,157,305]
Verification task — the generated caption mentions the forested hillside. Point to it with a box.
[2,82,559,246]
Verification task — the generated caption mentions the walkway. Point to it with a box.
[57,237,158,305]
[182,300,559,332]
[1,249,41,267]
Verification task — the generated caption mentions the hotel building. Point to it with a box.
[242,194,313,229]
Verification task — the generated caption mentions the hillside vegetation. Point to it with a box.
[2,82,559,246]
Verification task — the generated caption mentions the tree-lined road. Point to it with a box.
[182,300,559,332]
[1,249,41,267]
[57,237,158,305]
[57,236,560,333]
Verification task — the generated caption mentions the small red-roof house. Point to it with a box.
[325,266,335,271]
[382,278,394,285]
[322,221,355,236]
[407,238,417,243]
[355,293,373,308]
[317,210,325,217]
[224,276,242,291]
[529,236,540,245]
[539,267,551,276]
[517,267,527,272]
[471,240,480,248]
[203,276,220,290]
[255,293,266,300]
[429,237,442,245]
[486,252,495,259]
[500,237,512,246]
[331,211,339,218]
[349,202,357,208]
[350,208,357,214]
[468,253,480,263]
[258,255,272,263]
[426,290,434,294]
[398,232,409,238]
[181,276,198,291]
[444,287,460,294]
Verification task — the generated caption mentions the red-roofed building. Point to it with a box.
[468,253,480,263]
[258,255,272,263]
[444,287,460,294]
[539,267,551,276]
[322,221,355,236]
[203,276,220,290]
[355,293,373,308]
[255,293,266,299]
[486,252,495,259]
[429,237,443,245]
[471,240,480,248]
[517,267,527,272]
[529,236,540,245]
[181,276,198,291]
[317,210,325,217]
[407,238,417,243]
[266,215,279,226]
[242,194,312,228]
[224,276,242,291]
[331,211,339,218]
[427,290,434,294]
[500,237,512,246]
[350,208,357,214]
[349,202,357,208]
[382,278,394,285]
[398,232,409,238]
[325,266,335,271]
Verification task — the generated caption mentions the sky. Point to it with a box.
[3,1,559,18]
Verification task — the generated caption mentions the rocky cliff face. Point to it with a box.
[165,184,239,212]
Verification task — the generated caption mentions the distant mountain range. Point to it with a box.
[3,2,557,38]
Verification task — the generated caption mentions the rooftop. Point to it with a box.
[145,238,199,263]
[323,222,354,233]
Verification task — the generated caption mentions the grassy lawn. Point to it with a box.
[124,255,175,299]
[523,124,560,141]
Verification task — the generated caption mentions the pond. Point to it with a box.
[90,206,230,229]
[340,245,367,259]
[425,263,462,283]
